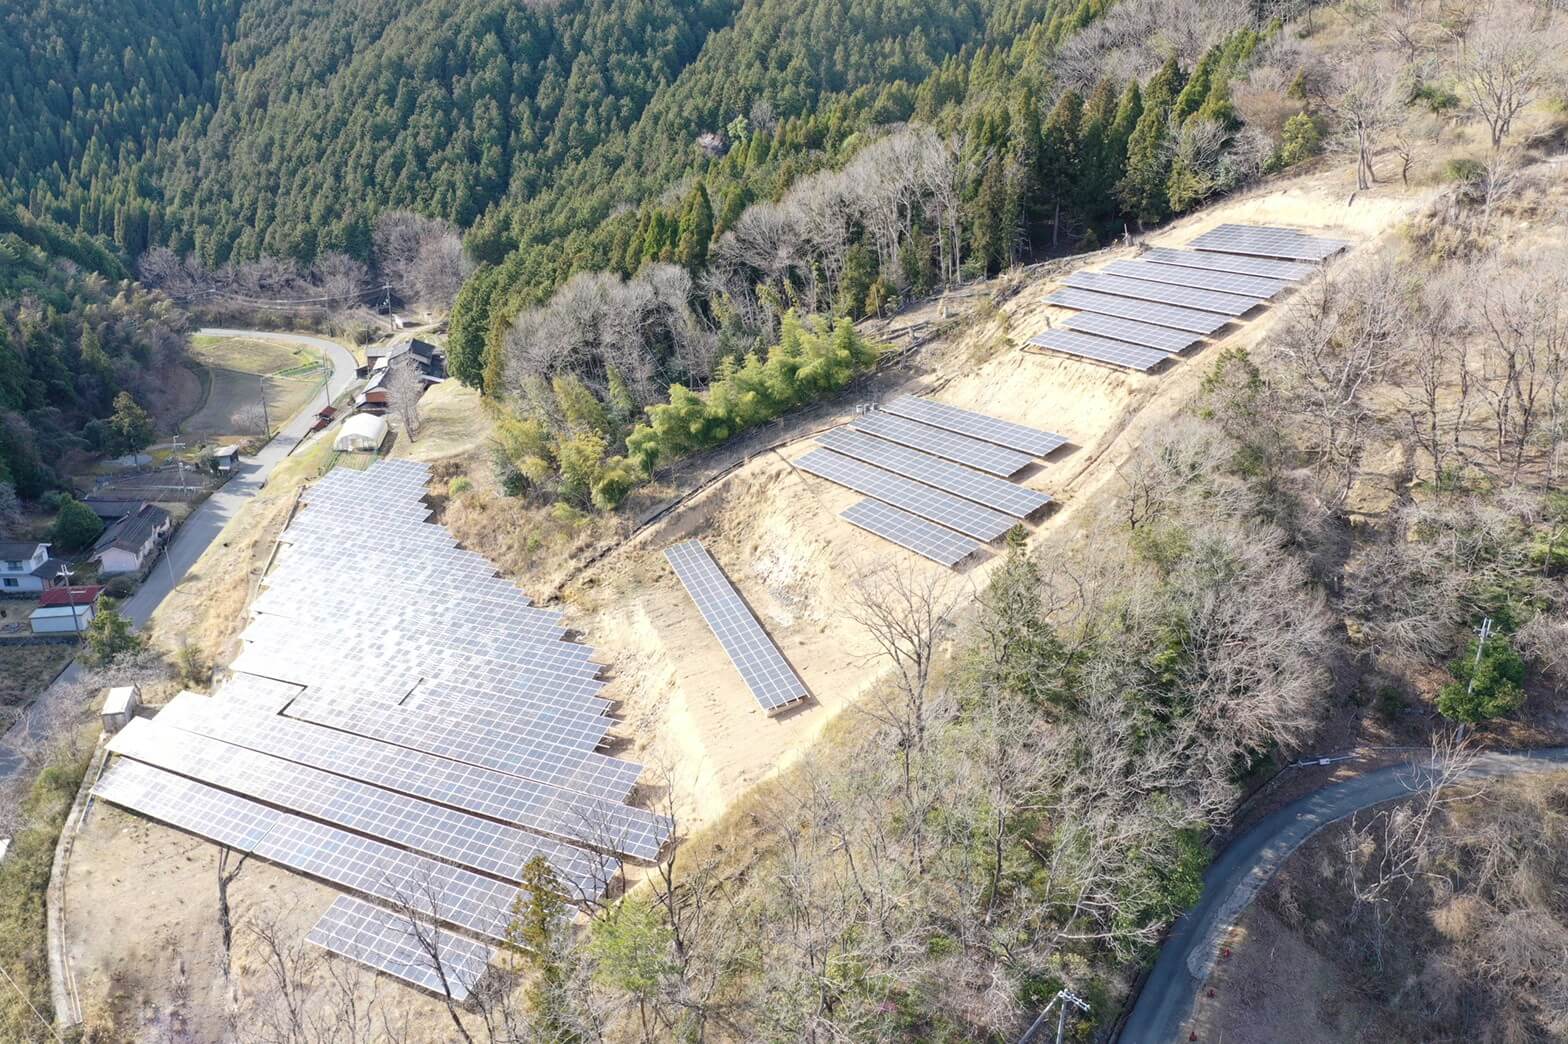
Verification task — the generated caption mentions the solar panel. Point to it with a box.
[283,692,643,804]
[851,412,1035,477]
[1187,224,1349,261]
[1061,313,1202,353]
[664,539,808,715]
[1102,259,1289,299]
[1045,288,1232,334]
[880,396,1067,457]
[159,692,671,862]
[94,757,283,851]
[108,718,616,897]
[1140,247,1316,282]
[795,449,1016,542]
[1027,330,1169,372]
[94,760,524,941]
[308,895,491,1003]
[839,499,982,567]
[816,427,1051,517]
[1063,271,1264,316]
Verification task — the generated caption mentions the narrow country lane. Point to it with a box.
[1119,747,1568,1042]
[0,329,358,781]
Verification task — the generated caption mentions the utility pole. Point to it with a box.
[1017,988,1090,1044]
[1467,617,1494,698]
[258,374,271,435]
[172,435,187,494]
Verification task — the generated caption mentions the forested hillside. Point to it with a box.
[0,198,189,499]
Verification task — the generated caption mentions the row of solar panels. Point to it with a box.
[1029,225,1348,371]
[796,395,1065,567]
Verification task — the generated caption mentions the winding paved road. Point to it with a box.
[1119,747,1568,1042]
[0,329,357,781]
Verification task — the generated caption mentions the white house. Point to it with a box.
[90,503,173,576]
[0,541,55,596]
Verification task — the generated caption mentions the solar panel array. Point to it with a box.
[1061,313,1204,354]
[308,895,492,1003]
[96,759,524,940]
[1032,225,1347,370]
[839,499,981,566]
[1063,271,1264,316]
[795,396,1067,564]
[664,539,809,714]
[882,395,1067,456]
[816,427,1052,517]
[1045,288,1233,335]
[1027,330,1168,372]
[1188,223,1349,261]
[1102,259,1289,298]
[797,449,1016,542]
[1139,246,1315,281]
[96,457,675,994]
[850,411,1034,477]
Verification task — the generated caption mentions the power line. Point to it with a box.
[0,959,64,1044]
[163,283,394,309]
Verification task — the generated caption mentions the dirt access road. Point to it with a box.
[0,329,357,782]
[1118,748,1568,1042]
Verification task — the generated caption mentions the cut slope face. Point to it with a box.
[577,162,1434,833]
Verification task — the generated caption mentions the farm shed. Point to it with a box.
[333,413,388,452]
[102,685,141,733]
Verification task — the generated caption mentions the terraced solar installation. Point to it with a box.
[796,449,1016,541]
[99,456,671,978]
[1061,313,1204,354]
[1027,329,1168,372]
[665,539,808,714]
[840,499,982,566]
[816,427,1051,517]
[1188,223,1349,261]
[1102,259,1289,299]
[850,411,1035,477]
[1046,288,1232,335]
[1063,271,1264,316]
[882,395,1067,457]
[308,895,492,1002]
[1139,247,1315,282]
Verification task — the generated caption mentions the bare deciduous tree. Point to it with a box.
[384,362,425,443]
[1453,4,1564,151]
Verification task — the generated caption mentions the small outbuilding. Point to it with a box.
[210,445,242,473]
[29,585,103,634]
[102,685,141,733]
[333,413,389,452]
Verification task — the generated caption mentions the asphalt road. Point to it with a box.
[0,329,357,781]
[1119,747,1568,1042]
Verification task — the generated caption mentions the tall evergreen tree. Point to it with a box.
[676,181,714,272]
[1116,57,1185,228]
[1039,90,1083,248]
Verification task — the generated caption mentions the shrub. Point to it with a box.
[1437,632,1527,724]
[448,476,473,496]
[103,575,136,598]
[1274,112,1322,169]
[83,599,142,665]
[50,495,104,551]
[1443,157,1487,184]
